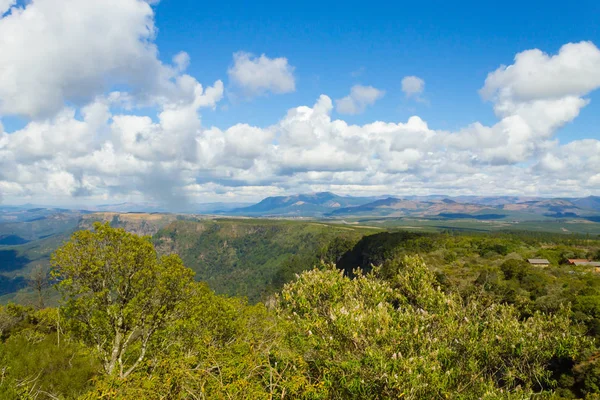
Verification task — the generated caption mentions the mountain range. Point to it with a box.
[2,193,600,222]
[221,192,600,221]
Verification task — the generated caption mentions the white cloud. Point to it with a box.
[469,41,600,165]
[228,52,296,97]
[481,41,600,104]
[0,0,201,119]
[0,0,15,15]
[335,85,385,115]
[401,76,425,97]
[173,51,191,73]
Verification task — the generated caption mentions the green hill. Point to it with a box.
[153,219,380,301]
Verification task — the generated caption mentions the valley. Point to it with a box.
[1,192,600,305]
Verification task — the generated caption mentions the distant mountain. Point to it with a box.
[4,193,600,219]
[329,198,496,218]
[0,207,88,224]
[571,196,600,211]
[501,199,582,217]
[89,202,168,213]
[224,192,380,216]
[447,196,541,206]
[399,195,542,206]
[329,197,403,216]
[195,202,253,213]
[216,192,600,219]
[328,196,600,220]
[77,201,252,214]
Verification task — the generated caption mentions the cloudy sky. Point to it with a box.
[1,0,599,208]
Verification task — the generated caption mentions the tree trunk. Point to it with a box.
[106,317,124,375]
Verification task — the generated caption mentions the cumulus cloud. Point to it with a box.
[227,52,296,97]
[0,0,202,119]
[469,41,600,165]
[335,85,385,115]
[0,1,599,209]
[401,76,425,97]
[481,41,600,104]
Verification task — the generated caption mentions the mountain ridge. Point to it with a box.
[221,192,386,216]
[221,192,600,219]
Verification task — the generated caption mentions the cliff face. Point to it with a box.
[78,213,182,237]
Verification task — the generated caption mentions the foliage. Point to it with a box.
[0,305,99,399]
[277,256,592,399]
[500,259,530,280]
[153,219,370,302]
[51,222,195,378]
[1,224,600,398]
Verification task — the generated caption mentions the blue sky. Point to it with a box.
[1,0,600,206]
[153,0,600,139]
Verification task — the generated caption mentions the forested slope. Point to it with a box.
[153,219,375,301]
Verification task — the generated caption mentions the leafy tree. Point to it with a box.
[51,222,195,378]
[319,235,358,264]
[500,259,529,281]
[0,224,598,398]
[26,265,49,309]
[574,352,600,396]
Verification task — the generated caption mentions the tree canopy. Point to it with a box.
[51,222,195,378]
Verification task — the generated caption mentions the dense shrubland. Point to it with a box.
[0,223,599,399]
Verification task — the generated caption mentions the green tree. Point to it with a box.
[51,222,195,378]
[319,235,357,264]
[26,265,49,310]
[500,258,529,281]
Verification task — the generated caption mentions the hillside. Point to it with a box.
[78,212,184,236]
[153,219,378,301]
[0,213,381,303]
[0,208,84,240]
[0,232,73,300]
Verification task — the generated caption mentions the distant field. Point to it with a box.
[339,217,600,235]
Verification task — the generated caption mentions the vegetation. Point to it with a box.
[51,223,195,378]
[152,219,374,302]
[0,223,598,398]
[0,232,73,301]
